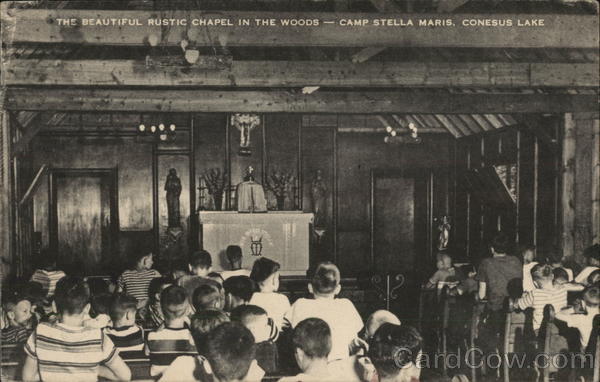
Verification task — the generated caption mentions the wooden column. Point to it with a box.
[0,111,13,282]
[561,113,576,261]
[593,119,600,245]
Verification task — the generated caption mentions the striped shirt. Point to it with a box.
[30,270,66,298]
[145,326,197,377]
[24,322,118,382]
[1,326,32,344]
[118,269,161,302]
[517,286,568,331]
[105,325,145,360]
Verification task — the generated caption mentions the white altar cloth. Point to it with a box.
[199,211,313,275]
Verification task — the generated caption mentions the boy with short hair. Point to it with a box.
[249,257,291,329]
[146,285,197,377]
[574,244,600,284]
[146,277,172,328]
[177,250,220,303]
[29,248,66,299]
[221,245,251,280]
[556,285,600,351]
[285,262,363,361]
[223,275,256,311]
[425,253,459,290]
[520,245,538,292]
[279,318,333,382]
[193,283,224,312]
[515,264,583,332]
[118,250,161,309]
[1,294,33,344]
[22,276,131,382]
[205,322,260,382]
[106,293,145,360]
[231,305,279,374]
[368,324,423,382]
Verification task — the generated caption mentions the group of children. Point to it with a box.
[425,234,600,361]
[2,245,424,382]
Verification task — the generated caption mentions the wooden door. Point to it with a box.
[49,169,118,275]
[370,169,430,274]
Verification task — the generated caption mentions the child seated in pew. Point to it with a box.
[574,244,600,284]
[285,262,363,361]
[1,294,33,344]
[223,275,256,312]
[279,318,333,382]
[515,264,584,333]
[450,264,478,296]
[29,248,66,299]
[425,253,461,291]
[145,285,197,377]
[158,309,230,381]
[520,245,538,292]
[145,277,171,328]
[106,293,145,360]
[83,292,112,329]
[556,285,599,352]
[231,304,279,374]
[193,283,224,312]
[118,249,161,311]
[22,276,131,382]
[368,324,423,382]
[328,310,400,382]
[249,257,291,330]
[177,250,221,308]
[220,245,251,280]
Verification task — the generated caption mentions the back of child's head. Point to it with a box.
[583,285,599,307]
[531,264,554,283]
[190,309,230,353]
[37,247,58,271]
[226,245,243,267]
[160,285,188,320]
[193,283,223,311]
[54,276,90,315]
[311,262,340,295]
[545,247,564,265]
[171,258,189,280]
[583,244,600,265]
[491,232,510,254]
[250,257,280,286]
[230,304,267,326]
[518,245,536,263]
[223,276,255,303]
[552,267,569,285]
[148,277,171,303]
[207,272,225,285]
[368,324,423,379]
[109,293,138,323]
[588,269,600,286]
[189,250,212,271]
[90,293,112,318]
[205,322,256,382]
[22,281,45,306]
[292,317,331,360]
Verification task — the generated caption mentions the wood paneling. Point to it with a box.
[194,114,227,211]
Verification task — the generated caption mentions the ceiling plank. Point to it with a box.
[3,9,597,49]
[5,88,597,114]
[4,60,598,88]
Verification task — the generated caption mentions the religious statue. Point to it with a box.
[311,169,327,227]
[437,215,451,251]
[165,168,182,227]
[236,166,267,213]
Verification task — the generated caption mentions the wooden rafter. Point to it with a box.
[3,60,598,88]
[2,8,597,49]
[11,112,67,156]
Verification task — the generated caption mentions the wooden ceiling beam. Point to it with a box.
[4,60,598,88]
[5,88,597,114]
[2,8,597,49]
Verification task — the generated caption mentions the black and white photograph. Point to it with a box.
[0,0,598,381]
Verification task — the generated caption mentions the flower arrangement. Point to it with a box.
[264,170,295,198]
[201,168,228,195]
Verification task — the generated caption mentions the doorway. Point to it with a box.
[370,169,431,275]
[49,168,119,275]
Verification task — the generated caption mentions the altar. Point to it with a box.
[199,211,313,276]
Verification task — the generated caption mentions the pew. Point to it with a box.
[1,343,25,381]
[468,300,487,382]
[502,304,534,382]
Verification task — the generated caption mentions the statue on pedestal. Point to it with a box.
[311,169,327,227]
[165,168,182,227]
[236,166,267,213]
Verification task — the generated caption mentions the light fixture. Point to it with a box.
[136,117,177,142]
[384,117,422,144]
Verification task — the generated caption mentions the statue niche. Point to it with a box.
[165,168,182,228]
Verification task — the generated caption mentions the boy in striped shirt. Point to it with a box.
[30,248,66,299]
[106,293,145,360]
[145,285,197,377]
[516,263,583,332]
[22,276,131,382]
[117,251,161,310]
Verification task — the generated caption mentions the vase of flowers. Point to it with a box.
[265,170,295,211]
[202,168,227,211]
